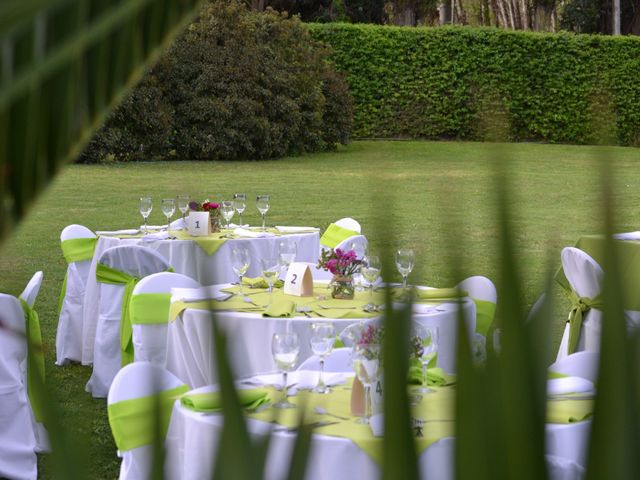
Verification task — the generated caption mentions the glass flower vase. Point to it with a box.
[331,275,355,300]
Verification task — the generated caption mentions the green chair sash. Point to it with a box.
[19,299,45,422]
[320,223,359,249]
[566,291,604,355]
[473,299,496,336]
[58,237,97,315]
[130,293,172,325]
[108,384,189,452]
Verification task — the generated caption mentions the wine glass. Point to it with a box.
[350,241,367,291]
[395,249,415,291]
[230,247,250,297]
[352,343,381,424]
[277,240,297,278]
[256,195,270,231]
[309,322,336,394]
[139,197,153,234]
[233,193,246,227]
[361,255,381,311]
[271,332,300,409]
[221,200,235,229]
[177,194,190,227]
[414,325,439,394]
[260,257,279,304]
[161,198,175,236]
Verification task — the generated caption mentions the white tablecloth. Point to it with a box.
[164,290,476,388]
[81,232,320,365]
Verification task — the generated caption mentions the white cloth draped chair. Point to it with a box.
[334,217,361,233]
[297,348,352,372]
[19,271,44,307]
[0,293,38,480]
[86,245,172,398]
[549,351,599,384]
[297,262,334,281]
[131,272,200,366]
[108,362,188,480]
[56,224,96,365]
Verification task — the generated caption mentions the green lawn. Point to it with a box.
[1,139,639,478]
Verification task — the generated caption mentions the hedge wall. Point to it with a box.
[309,24,640,145]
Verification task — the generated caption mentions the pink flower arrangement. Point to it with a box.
[189,200,219,212]
[318,248,361,277]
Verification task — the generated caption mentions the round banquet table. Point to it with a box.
[164,286,476,388]
[80,231,320,365]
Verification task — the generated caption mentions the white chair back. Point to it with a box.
[297,262,334,281]
[556,248,604,361]
[545,455,585,480]
[334,234,368,254]
[86,246,172,398]
[297,348,352,372]
[419,437,455,479]
[456,275,497,304]
[57,224,96,366]
[108,362,185,480]
[19,271,43,308]
[549,351,599,384]
[131,273,200,366]
[335,217,361,233]
[0,294,37,479]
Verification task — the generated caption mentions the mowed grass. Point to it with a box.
[1,139,639,478]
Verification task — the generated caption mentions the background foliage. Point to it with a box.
[80,1,353,163]
[309,23,640,145]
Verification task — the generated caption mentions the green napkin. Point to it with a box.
[546,399,593,423]
[180,388,270,413]
[415,288,468,301]
[408,362,455,386]
[263,300,296,317]
[243,277,284,289]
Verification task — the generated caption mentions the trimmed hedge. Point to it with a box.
[309,24,640,145]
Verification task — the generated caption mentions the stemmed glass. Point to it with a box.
[161,198,175,237]
[278,240,297,278]
[309,322,336,394]
[271,332,300,409]
[230,247,250,297]
[139,197,153,234]
[352,343,381,424]
[233,193,246,227]
[414,325,439,394]
[260,257,279,305]
[361,255,381,311]
[221,201,235,229]
[256,195,270,231]
[177,195,190,226]
[395,249,415,291]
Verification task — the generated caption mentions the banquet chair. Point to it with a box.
[19,271,44,307]
[0,294,38,480]
[108,362,188,480]
[131,272,200,366]
[456,275,497,337]
[418,437,455,479]
[298,262,334,281]
[334,234,368,255]
[297,348,352,372]
[546,455,585,480]
[56,224,97,365]
[335,217,362,233]
[86,245,173,398]
[548,351,599,384]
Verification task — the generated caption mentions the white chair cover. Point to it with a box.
[546,455,585,480]
[334,234,368,253]
[549,351,599,383]
[418,437,455,479]
[0,294,37,480]
[297,348,352,372]
[108,362,185,480]
[19,271,44,307]
[56,224,96,365]
[557,247,604,361]
[456,275,497,304]
[335,217,361,233]
[86,245,171,398]
[297,262,334,281]
[132,273,200,366]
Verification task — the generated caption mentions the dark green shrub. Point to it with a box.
[309,23,640,146]
[79,1,353,162]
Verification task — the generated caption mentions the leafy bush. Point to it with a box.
[309,23,640,145]
[79,1,353,162]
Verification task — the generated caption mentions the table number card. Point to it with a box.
[284,262,313,297]
[187,212,211,236]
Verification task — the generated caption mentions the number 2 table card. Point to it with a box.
[284,262,313,297]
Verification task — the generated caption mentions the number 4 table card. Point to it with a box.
[284,262,313,297]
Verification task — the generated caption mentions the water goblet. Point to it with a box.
[414,325,439,394]
[395,248,415,291]
[260,257,279,305]
[352,343,381,424]
[271,332,300,409]
[277,240,297,278]
[231,247,250,297]
[309,322,336,394]
[221,200,235,229]
[234,193,246,227]
[177,194,190,226]
[350,241,367,291]
[161,198,176,237]
[139,197,153,234]
[256,195,270,231]
[361,255,381,311]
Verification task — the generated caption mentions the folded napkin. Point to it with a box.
[243,277,284,289]
[415,288,468,301]
[547,376,595,396]
[169,218,186,230]
[170,286,232,303]
[180,388,270,413]
[96,229,140,236]
[233,228,275,238]
[262,300,295,317]
[613,231,640,240]
[275,226,320,233]
[408,365,454,386]
[140,225,167,231]
[242,371,348,395]
[141,231,170,242]
[369,413,384,437]
[228,223,249,228]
